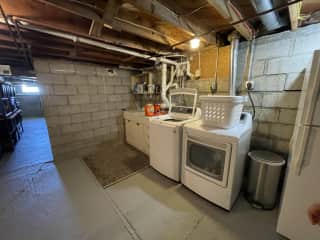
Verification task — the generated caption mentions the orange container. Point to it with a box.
[144,104,154,116]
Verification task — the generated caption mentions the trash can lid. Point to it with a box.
[248,150,286,166]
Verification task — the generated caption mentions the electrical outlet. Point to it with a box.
[195,69,201,78]
[246,81,254,90]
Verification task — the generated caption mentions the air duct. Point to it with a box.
[251,0,284,31]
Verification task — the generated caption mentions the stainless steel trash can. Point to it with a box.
[246,150,286,209]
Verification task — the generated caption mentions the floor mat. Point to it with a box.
[83,140,149,187]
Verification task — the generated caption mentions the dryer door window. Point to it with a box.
[186,138,231,187]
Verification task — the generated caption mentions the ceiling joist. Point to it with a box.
[124,0,217,45]
[89,0,122,37]
[288,0,302,30]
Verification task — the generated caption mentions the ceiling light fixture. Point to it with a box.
[190,38,200,49]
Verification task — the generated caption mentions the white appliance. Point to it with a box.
[0,65,11,75]
[277,50,320,239]
[181,112,252,210]
[149,88,199,181]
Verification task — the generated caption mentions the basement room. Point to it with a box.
[0,0,319,239]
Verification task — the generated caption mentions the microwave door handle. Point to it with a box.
[294,126,310,176]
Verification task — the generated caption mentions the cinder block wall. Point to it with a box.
[34,58,133,160]
[184,23,320,155]
[238,23,320,155]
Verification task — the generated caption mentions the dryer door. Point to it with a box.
[185,137,231,187]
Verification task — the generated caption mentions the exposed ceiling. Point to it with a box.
[0,0,317,75]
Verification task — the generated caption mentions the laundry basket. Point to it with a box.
[200,95,247,128]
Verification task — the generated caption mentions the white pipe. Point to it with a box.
[166,65,177,91]
[161,63,169,107]
[228,32,240,96]
[247,39,256,82]
[19,23,177,65]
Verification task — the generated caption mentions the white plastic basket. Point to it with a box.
[200,95,247,129]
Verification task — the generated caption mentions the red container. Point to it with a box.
[144,104,154,116]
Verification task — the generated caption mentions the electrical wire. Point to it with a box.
[247,90,256,120]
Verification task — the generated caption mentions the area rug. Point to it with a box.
[83,140,149,188]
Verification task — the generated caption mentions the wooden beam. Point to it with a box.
[34,0,185,49]
[89,0,121,37]
[288,0,302,30]
[36,0,102,23]
[207,0,254,40]
[123,0,217,44]
[15,16,168,53]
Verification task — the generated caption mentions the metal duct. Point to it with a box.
[251,0,284,31]
[228,31,240,96]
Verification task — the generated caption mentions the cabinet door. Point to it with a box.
[125,119,145,153]
[132,121,145,153]
[125,119,136,147]
[142,124,149,155]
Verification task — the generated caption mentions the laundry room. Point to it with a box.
[0,0,320,240]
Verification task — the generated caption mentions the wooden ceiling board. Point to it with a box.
[301,0,320,14]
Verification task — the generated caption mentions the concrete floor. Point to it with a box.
[0,118,285,239]
[0,118,53,176]
[0,158,285,240]
[106,168,285,240]
[0,159,134,240]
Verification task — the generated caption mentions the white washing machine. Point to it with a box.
[149,88,200,181]
[181,112,252,210]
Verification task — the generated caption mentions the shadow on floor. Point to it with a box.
[0,118,53,176]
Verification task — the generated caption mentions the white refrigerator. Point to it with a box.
[277,50,320,239]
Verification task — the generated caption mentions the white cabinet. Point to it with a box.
[124,111,150,155]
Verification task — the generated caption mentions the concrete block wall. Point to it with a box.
[34,58,133,160]
[238,23,320,155]
[185,23,320,155]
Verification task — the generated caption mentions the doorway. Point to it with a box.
[0,76,53,176]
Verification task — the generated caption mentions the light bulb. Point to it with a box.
[190,38,200,49]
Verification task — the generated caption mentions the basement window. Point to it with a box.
[22,85,40,94]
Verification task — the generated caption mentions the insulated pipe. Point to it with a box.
[18,23,177,66]
[161,63,170,107]
[228,32,240,96]
[251,0,283,31]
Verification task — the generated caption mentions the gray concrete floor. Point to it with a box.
[0,118,53,176]
[0,159,134,240]
[0,157,285,240]
[0,118,285,239]
[106,168,285,240]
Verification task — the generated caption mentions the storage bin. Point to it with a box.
[199,95,247,128]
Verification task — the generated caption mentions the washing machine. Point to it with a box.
[181,112,252,210]
[149,88,200,181]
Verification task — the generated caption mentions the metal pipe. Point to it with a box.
[251,0,283,31]
[228,31,240,96]
[17,22,178,66]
